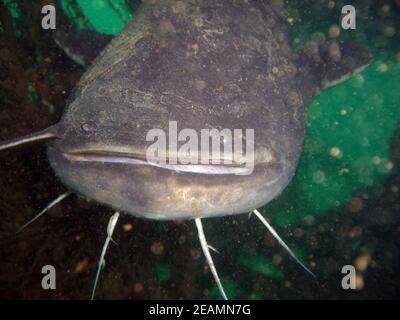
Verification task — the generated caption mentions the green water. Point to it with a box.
[60,0,133,34]
[269,1,400,227]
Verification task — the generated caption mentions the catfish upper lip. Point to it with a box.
[52,142,279,165]
[61,149,247,166]
[56,147,257,175]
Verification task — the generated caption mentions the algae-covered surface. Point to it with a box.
[0,0,399,299]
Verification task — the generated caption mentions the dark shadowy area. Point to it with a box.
[0,0,399,299]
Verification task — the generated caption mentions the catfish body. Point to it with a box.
[0,0,373,300]
[46,0,370,220]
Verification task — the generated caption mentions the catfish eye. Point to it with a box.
[81,122,96,134]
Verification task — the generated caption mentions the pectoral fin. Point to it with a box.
[54,27,113,67]
[295,40,372,99]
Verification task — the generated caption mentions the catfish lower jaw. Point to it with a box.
[47,145,287,220]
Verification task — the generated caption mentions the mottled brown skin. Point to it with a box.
[47,0,370,220]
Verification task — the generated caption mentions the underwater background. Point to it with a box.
[0,0,399,299]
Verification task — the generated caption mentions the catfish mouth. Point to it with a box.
[58,148,256,175]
